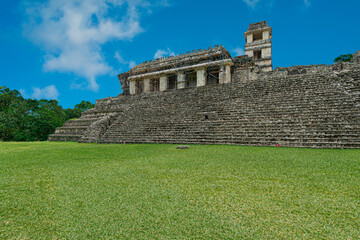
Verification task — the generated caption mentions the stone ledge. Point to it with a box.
[128,59,234,80]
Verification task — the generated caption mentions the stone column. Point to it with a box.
[224,64,232,84]
[219,63,233,84]
[160,75,169,91]
[177,72,186,89]
[246,34,253,43]
[143,78,150,93]
[129,80,136,95]
[196,68,207,87]
[219,65,225,84]
[263,30,270,40]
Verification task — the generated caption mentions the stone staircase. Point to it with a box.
[49,64,360,148]
[48,107,112,142]
[48,118,97,142]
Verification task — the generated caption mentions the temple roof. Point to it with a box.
[129,45,231,76]
[248,21,268,31]
[245,21,272,35]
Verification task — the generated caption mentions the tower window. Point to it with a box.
[253,32,263,41]
[254,50,262,60]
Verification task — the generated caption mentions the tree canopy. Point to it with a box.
[0,86,95,141]
[334,54,353,63]
[64,100,95,121]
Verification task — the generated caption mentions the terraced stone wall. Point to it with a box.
[49,63,360,148]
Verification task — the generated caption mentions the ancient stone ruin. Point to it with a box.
[49,21,360,148]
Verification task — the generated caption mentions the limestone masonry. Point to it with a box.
[49,21,360,148]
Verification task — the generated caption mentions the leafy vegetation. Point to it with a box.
[0,86,94,141]
[0,142,359,239]
[334,54,353,63]
[64,100,95,121]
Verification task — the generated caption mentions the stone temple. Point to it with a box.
[49,21,360,148]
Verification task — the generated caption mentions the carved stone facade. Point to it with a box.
[117,21,272,96]
[48,21,360,149]
[125,45,233,95]
[244,21,272,72]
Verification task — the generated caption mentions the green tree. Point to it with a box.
[74,100,95,112]
[334,54,353,63]
[0,86,23,112]
[30,100,66,141]
[0,87,66,141]
[0,86,95,141]
[0,87,28,141]
[64,101,95,121]
[64,108,82,121]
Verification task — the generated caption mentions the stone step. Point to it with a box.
[106,136,360,144]
[49,66,360,148]
[54,128,87,135]
[99,138,360,148]
[106,132,360,139]
[63,118,98,127]
[108,125,360,132]
[49,117,98,142]
[48,134,83,142]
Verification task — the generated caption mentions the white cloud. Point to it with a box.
[154,48,175,59]
[24,0,168,92]
[20,85,59,100]
[232,47,245,56]
[243,0,260,8]
[32,85,59,99]
[128,61,136,68]
[304,0,310,7]
[114,51,136,69]
[19,89,28,98]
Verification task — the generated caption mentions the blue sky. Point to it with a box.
[1,0,359,108]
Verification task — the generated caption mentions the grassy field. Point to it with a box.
[0,142,359,239]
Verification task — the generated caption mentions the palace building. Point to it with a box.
[119,21,272,95]
[49,21,360,149]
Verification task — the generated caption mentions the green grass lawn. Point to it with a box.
[0,142,359,239]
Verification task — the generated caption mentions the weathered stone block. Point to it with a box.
[160,76,169,91]
[196,68,207,87]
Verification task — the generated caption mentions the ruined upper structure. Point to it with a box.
[244,21,272,72]
[120,45,233,95]
[118,21,272,95]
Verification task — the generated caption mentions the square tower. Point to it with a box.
[244,21,272,72]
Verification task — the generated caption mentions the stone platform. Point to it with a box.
[48,62,360,149]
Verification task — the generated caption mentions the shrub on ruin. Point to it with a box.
[334,54,353,63]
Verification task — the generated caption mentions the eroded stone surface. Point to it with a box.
[79,114,118,143]
[177,146,190,149]
[354,50,360,64]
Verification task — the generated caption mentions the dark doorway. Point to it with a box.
[150,78,160,92]
[207,66,220,85]
[136,79,143,94]
[168,75,177,90]
[186,71,197,88]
